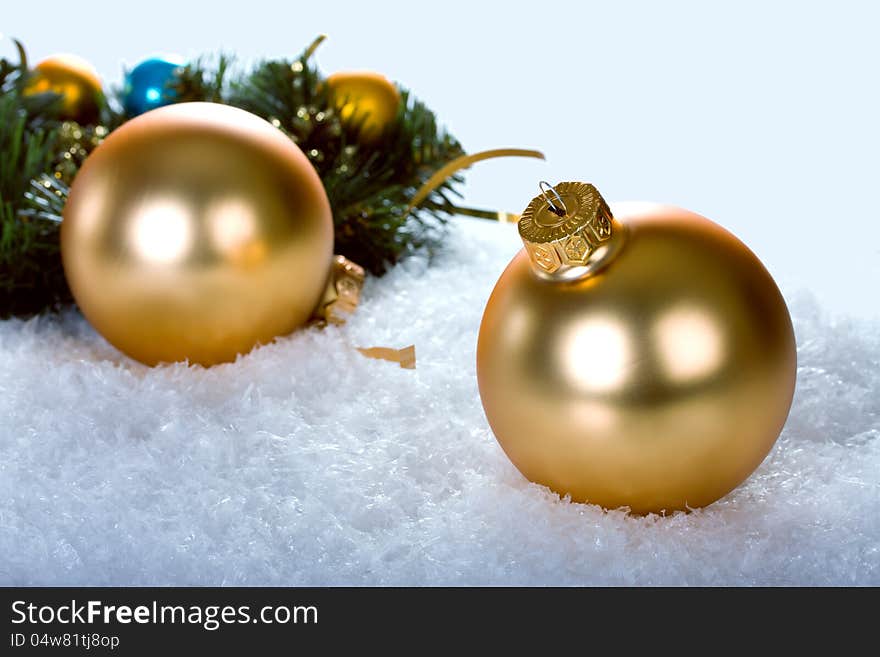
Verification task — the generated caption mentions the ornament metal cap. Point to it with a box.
[519,181,625,281]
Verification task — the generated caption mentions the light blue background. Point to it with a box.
[3,0,877,316]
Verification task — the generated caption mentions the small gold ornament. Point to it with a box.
[477,182,796,514]
[24,54,103,124]
[62,102,334,367]
[325,71,401,141]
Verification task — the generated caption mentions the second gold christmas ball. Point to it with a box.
[325,71,401,141]
[24,54,103,124]
[61,102,334,367]
[477,182,797,514]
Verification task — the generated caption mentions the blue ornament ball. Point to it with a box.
[123,55,186,116]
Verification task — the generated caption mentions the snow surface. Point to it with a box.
[1,218,878,586]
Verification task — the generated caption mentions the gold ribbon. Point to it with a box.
[311,258,417,369]
[313,138,543,369]
[302,34,328,62]
[356,345,416,369]
[440,206,521,224]
[406,148,545,220]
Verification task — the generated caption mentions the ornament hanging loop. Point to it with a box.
[539,181,567,217]
[519,181,624,282]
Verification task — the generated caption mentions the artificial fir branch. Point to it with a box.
[172,54,232,106]
[0,37,468,317]
[0,93,71,316]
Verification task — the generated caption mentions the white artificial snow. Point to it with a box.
[0,218,878,586]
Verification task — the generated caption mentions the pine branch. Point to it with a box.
[173,54,233,104]
[1,37,470,317]
[227,44,466,273]
[0,91,71,317]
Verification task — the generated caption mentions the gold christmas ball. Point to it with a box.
[25,54,103,124]
[325,71,401,141]
[477,182,796,514]
[62,102,334,367]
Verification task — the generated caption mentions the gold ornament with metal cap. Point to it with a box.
[477,181,797,514]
